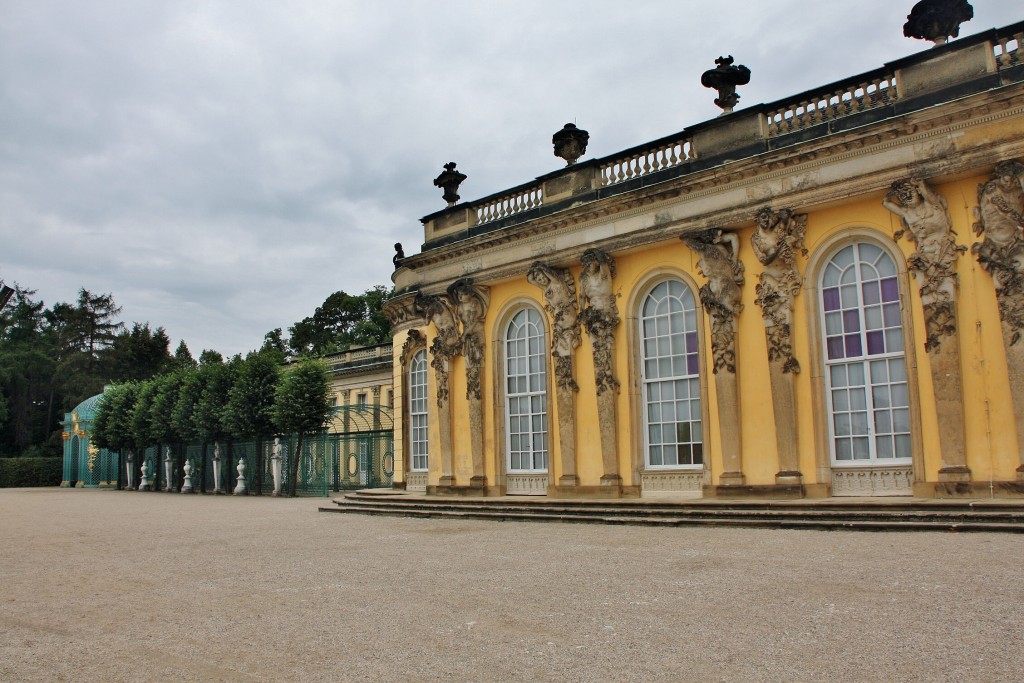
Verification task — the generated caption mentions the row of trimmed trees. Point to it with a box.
[93,352,333,496]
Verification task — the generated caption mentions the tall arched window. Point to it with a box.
[820,243,911,464]
[640,280,702,468]
[408,349,429,472]
[505,308,547,472]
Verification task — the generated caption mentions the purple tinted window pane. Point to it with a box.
[866,331,884,355]
[883,303,900,327]
[845,334,863,358]
[827,337,845,360]
[842,310,860,332]
[686,353,698,376]
[823,288,840,311]
[862,282,880,305]
[685,331,698,354]
[880,278,899,302]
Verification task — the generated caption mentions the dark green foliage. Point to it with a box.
[149,372,187,444]
[170,341,197,370]
[105,323,173,381]
[224,352,281,439]
[0,457,61,487]
[194,360,236,443]
[286,285,393,357]
[272,358,332,495]
[130,380,159,447]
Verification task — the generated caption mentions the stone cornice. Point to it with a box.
[398,84,1024,291]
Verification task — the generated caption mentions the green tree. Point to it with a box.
[68,289,123,374]
[0,286,55,453]
[272,358,332,496]
[286,286,393,357]
[104,323,172,381]
[223,351,281,492]
[170,341,197,370]
[130,380,159,451]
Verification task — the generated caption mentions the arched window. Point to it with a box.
[820,243,911,464]
[640,280,702,468]
[408,349,429,472]
[505,308,547,472]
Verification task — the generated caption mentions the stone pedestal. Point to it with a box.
[929,336,970,482]
[769,365,803,486]
[233,458,248,495]
[714,370,744,486]
[555,386,577,491]
[1002,321,1024,479]
[469,396,485,485]
[596,391,619,485]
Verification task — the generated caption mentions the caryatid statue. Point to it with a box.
[446,279,489,401]
[681,229,745,373]
[527,261,581,391]
[973,160,1024,344]
[883,178,966,352]
[578,248,621,394]
[751,207,808,373]
[413,292,461,406]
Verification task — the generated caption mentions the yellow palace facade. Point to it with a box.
[384,21,1024,499]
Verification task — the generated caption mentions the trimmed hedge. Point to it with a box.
[0,458,63,488]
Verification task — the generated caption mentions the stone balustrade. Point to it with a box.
[415,21,1024,244]
[765,72,898,138]
[475,183,543,225]
[598,136,694,187]
[994,27,1022,69]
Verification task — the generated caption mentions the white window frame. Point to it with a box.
[504,308,548,473]
[820,242,912,467]
[639,279,704,470]
[408,349,429,473]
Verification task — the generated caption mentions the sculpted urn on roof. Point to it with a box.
[700,56,751,115]
[903,0,973,45]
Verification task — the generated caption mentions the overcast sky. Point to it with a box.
[2,1,1020,357]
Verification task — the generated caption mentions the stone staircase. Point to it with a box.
[319,490,1024,533]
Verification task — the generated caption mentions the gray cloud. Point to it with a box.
[2,0,1019,355]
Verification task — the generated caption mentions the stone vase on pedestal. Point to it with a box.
[181,459,194,493]
[233,458,248,495]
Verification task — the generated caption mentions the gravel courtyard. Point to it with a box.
[0,488,1020,682]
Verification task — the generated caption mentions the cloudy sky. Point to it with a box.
[2,1,1019,357]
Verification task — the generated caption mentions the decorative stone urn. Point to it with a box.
[433,162,467,207]
[903,0,973,45]
[233,457,248,495]
[700,56,751,115]
[181,459,194,493]
[270,437,284,496]
[552,123,590,166]
[139,459,153,491]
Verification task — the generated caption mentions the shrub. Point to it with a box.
[0,457,62,487]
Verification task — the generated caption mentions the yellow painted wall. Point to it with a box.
[419,174,1020,490]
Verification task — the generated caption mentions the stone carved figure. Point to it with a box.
[447,279,489,401]
[972,160,1024,344]
[413,292,460,406]
[578,249,620,393]
[528,261,581,391]
[751,208,808,373]
[393,243,405,269]
[682,229,745,373]
[883,178,966,352]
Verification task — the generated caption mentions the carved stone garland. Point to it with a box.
[971,160,1024,479]
[883,178,969,483]
[578,248,622,487]
[752,208,807,373]
[413,292,460,488]
[681,229,745,486]
[447,279,490,489]
[528,261,582,488]
[752,208,807,486]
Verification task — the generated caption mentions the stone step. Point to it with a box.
[330,496,1024,523]
[338,491,1024,513]
[318,500,1024,532]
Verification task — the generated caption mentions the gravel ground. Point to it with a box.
[0,488,1021,683]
